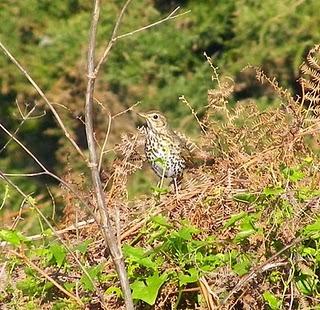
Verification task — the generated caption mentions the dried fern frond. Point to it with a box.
[246,65,297,108]
[299,44,320,111]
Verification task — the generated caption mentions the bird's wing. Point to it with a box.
[173,130,215,167]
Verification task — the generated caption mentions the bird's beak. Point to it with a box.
[137,112,148,119]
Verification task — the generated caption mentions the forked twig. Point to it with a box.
[0,41,86,160]
[94,5,189,77]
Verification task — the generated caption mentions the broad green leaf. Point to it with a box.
[137,257,157,270]
[132,273,168,305]
[49,243,66,267]
[178,268,199,286]
[0,229,27,246]
[175,226,200,240]
[303,219,320,238]
[123,245,145,259]
[233,193,257,203]
[296,275,316,295]
[80,264,103,292]
[151,215,172,228]
[263,187,284,196]
[234,217,256,242]
[224,212,247,228]
[232,259,251,276]
[74,240,90,254]
[263,291,281,309]
[282,167,304,182]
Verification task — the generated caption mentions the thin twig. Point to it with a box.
[0,41,86,160]
[98,112,112,171]
[94,6,189,77]
[0,122,99,224]
[222,237,303,304]
[0,219,96,247]
[94,0,133,76]
[11,250,83,306]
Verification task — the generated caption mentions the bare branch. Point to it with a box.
[94,0,133,76]
[85,1,134,308]
[115,7,190,40]
[94,6,189,77]
[0,40,86,160]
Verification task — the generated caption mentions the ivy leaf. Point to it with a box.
[80,264,103,292]
[263,291,281,309]
[74,240,90,254]
[224,212,247,228]
[263,187,284,196]
[132,273,168,305]
[178,268,199,286]
[0,229,27,246]
[49,243,66,267]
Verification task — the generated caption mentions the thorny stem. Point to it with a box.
[85,1,134,308]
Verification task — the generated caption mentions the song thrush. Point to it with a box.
[137,110,208,189]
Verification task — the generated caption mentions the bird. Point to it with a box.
[137,110,210,192]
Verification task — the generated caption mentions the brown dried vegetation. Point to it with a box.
[2,46,320,309]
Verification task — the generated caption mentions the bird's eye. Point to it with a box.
[153,114,159,120]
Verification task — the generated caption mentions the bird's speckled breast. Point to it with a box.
[145,130,185,179]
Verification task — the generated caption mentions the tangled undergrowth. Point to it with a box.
[1,46,320,309]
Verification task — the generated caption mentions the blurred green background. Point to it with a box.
[1,0,319,228]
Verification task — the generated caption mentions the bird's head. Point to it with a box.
[137,111,167,132]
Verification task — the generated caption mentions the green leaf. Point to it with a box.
[234,216,256,242]
[0,229,27,246]
[178,268,199,286]
[224,212,247,228]
[233,193,257,203]
[132,273,168,305]
[263,187,284,196]
[175,225,200,240]
[303,218,320,238]
[106,286,122,298]
[74,240,90,254]
[123,245,145,259]
[49,243,66,267]
[232,259,251,276]
[80,265,103,292]
[64,282,75,292]
[282,167,304,182]
[151,215,172,228]
[296,275,316,295]
[263,291,281,309]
